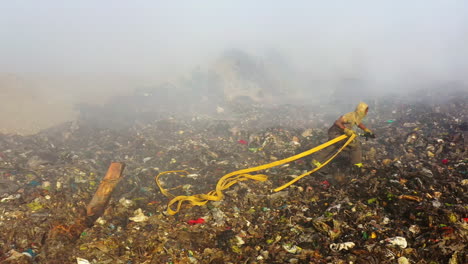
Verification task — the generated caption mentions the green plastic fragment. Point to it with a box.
[362,231,369,240]
[367,198,378,204]
[324,211,333,217]
[387,193,395,200]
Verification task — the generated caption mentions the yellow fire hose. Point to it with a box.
[156,134,356,215]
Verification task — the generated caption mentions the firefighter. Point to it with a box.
[312,102,375,172]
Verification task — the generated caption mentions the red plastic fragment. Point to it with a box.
[188,218,205,225]
[320,180,330,189]
[440,226,454,236]
[441,159,449,165]
[238,140,248,145]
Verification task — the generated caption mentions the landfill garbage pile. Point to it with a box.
[0,93,467,264]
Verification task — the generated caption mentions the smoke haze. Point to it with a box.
[1,1,468,133]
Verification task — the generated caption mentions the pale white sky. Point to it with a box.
[1,0,467,83]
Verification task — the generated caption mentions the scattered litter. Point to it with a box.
[330,242,355,252]
[382,236,408,248]
[76,257,91,264]
[283,244,302,254]
[188,218,205,225]
[0,90,466,263]
[129,208,149,222]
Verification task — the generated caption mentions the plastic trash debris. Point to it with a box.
[95,217,106,225]
[249,147,260,152]
[21,248,36,258]
[381,217,390,225]
[235,235,245,246]
[409,225,420,234]
[129,208,149,222]
[3,250,32,261]
[77,257,91,264]
[399,195,423,202]
[398,256,410,264]
[381,236,408,248]
[291,136,300,145]
[0,194,21,202]
[27,201,44,211]
[432,199,442,208]
[28,180,41,187]
[282,244,302,254]
[42,181,51,189]
[320,180,330,189]
[187,173,199,179]
[188,218,205,225]
[329,242,355,252]
[403,122,417,127]
[237,139,248,145]
[210,207,226,226]
[420,167,433,178]
[119,197,136,208]
[448,251,459,264]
